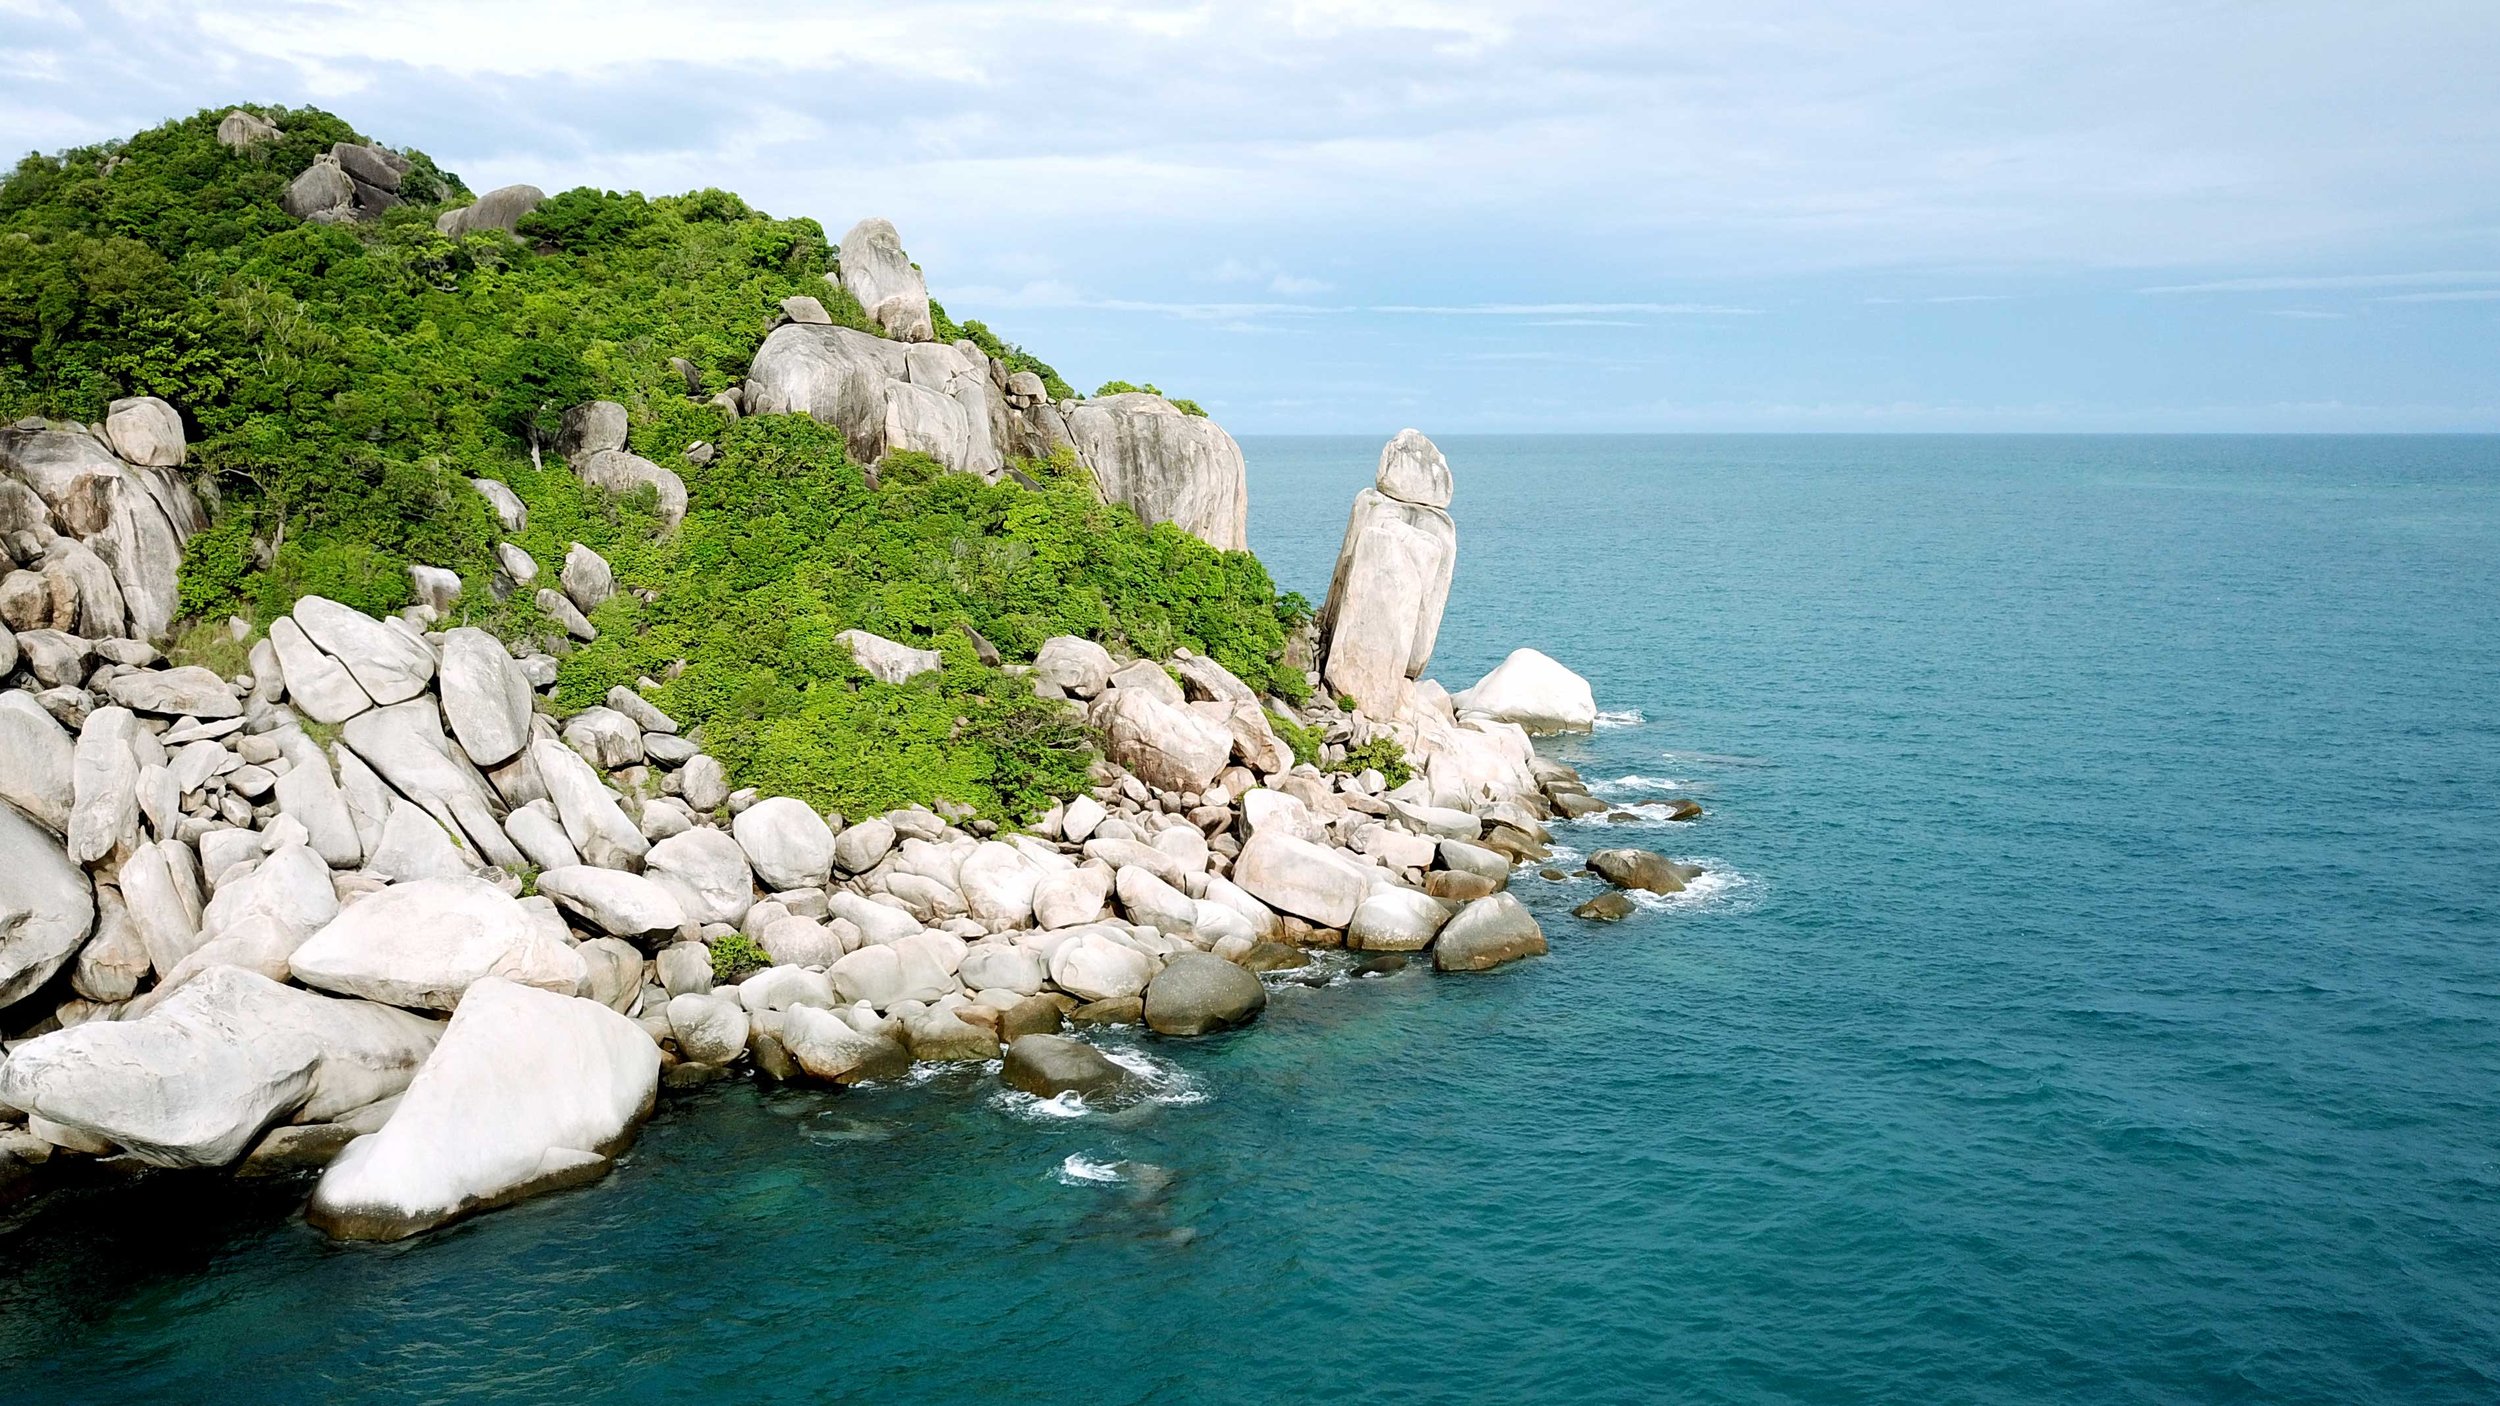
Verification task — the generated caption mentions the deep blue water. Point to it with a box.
[4,435,2496,1404]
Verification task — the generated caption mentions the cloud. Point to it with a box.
[2375,289,2500,303]
[2141,271,2500,294]
[3,0,2496,430]
[2263,309,2347,319]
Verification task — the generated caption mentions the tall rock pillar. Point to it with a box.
[1314,430,1456,717]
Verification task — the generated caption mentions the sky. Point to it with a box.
[5,0,2498,433]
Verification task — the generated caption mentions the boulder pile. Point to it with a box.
[740,219,1251,551]
[0,549,1614,1235]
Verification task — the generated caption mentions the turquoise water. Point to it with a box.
[4,436,2497,1403]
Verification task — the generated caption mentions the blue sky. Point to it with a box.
[5,0,2497,432]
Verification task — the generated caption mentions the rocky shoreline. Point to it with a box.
[0,118,1710,1242]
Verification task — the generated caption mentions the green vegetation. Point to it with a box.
[709,932,770,984]
[0,105,1302,820]
[1332,736,1414,790]
[1269,708,1324,768]
[1092,379,1206,416]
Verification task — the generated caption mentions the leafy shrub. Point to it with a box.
[1332,736,1413,789]
[1269,708,1323,768]
[709,932,770,984]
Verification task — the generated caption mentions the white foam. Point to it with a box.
[992,1088,1093,1121]
[1591,773,1688,798]
[1056,1153,1127,1185]
[1593,708,1645,729]
[1625,860,1757,913]
[1099,1045,1210,1106]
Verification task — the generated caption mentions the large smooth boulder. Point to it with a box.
[437,627,535,768]
[67,705,141,864]
[344,702,525,870]
[436,184,545,238]
[216,109,281,150]
[1032,636,1115,697]
[307,979,660,1241]
[957,841,1039,929]
[838,217,935,341]
[531,738,648,869]
[666,992,750,1064]
[106,666,240,719]
[837,629,942,685]
[0,423,193,639]
[1452,648,1597,734]
[1001,1033,1138,1100]
[273,752,363,868]
[780,1004,910,1084]
[1316,451,1457,717]
[1143,951,1267,1036]
[0,803,93,1007]
[1047,931,1154,1003]
[0,691,75,833]
[1062,393,1248,551]
[0,967,438,1168]
[1347,887,1453,952]
[1431,892,1548,972]
[290,877,585,1011]
[1094,686,1231,794]
[293,596,434,704]
[645,827,754,927]
[1588,848,1701,894]
[1373,427,1453,508]
[103,396,185,468]
[733,797,833,890]
[266,616,372,723]
[1032,865,1112,929]
[536,866,687,940]
[559,401,628,462]
[281,155,355,220]
[577,451,688,529]
[832,815,896,874]
[1231,829,1370,929]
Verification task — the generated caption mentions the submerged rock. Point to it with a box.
[307,979,659,1241]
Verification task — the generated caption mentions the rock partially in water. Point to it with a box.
[1432,893,1548,973]
[1573,892,1637,921]
[1002,1033,1137,1100]
[1588,848,1702,894]
[307,979,658,1241]
[1143,951,1266,1036]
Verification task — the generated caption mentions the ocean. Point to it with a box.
[3,435,2495,1404]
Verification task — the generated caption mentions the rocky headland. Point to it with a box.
[0,107,1705,1240]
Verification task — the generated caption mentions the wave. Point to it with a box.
[1590,773,1689,798]
[988,1042,1208,1123]
[1625,860,1759,913]
[1055,1154,1128,1185]
[1593,708,1645,729]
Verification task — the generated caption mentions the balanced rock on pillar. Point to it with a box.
[1315,429,1457,717]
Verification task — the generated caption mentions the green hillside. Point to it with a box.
[0,105,1304,819]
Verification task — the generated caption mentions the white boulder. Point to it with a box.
[307,979,659,1240]
[1451,647,1597,735]
[290,877,586,1011]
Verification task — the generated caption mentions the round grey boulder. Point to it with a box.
[1001,1033,1137,1099]
[1431,892,1548,972]
[1142,951,1267,1036]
